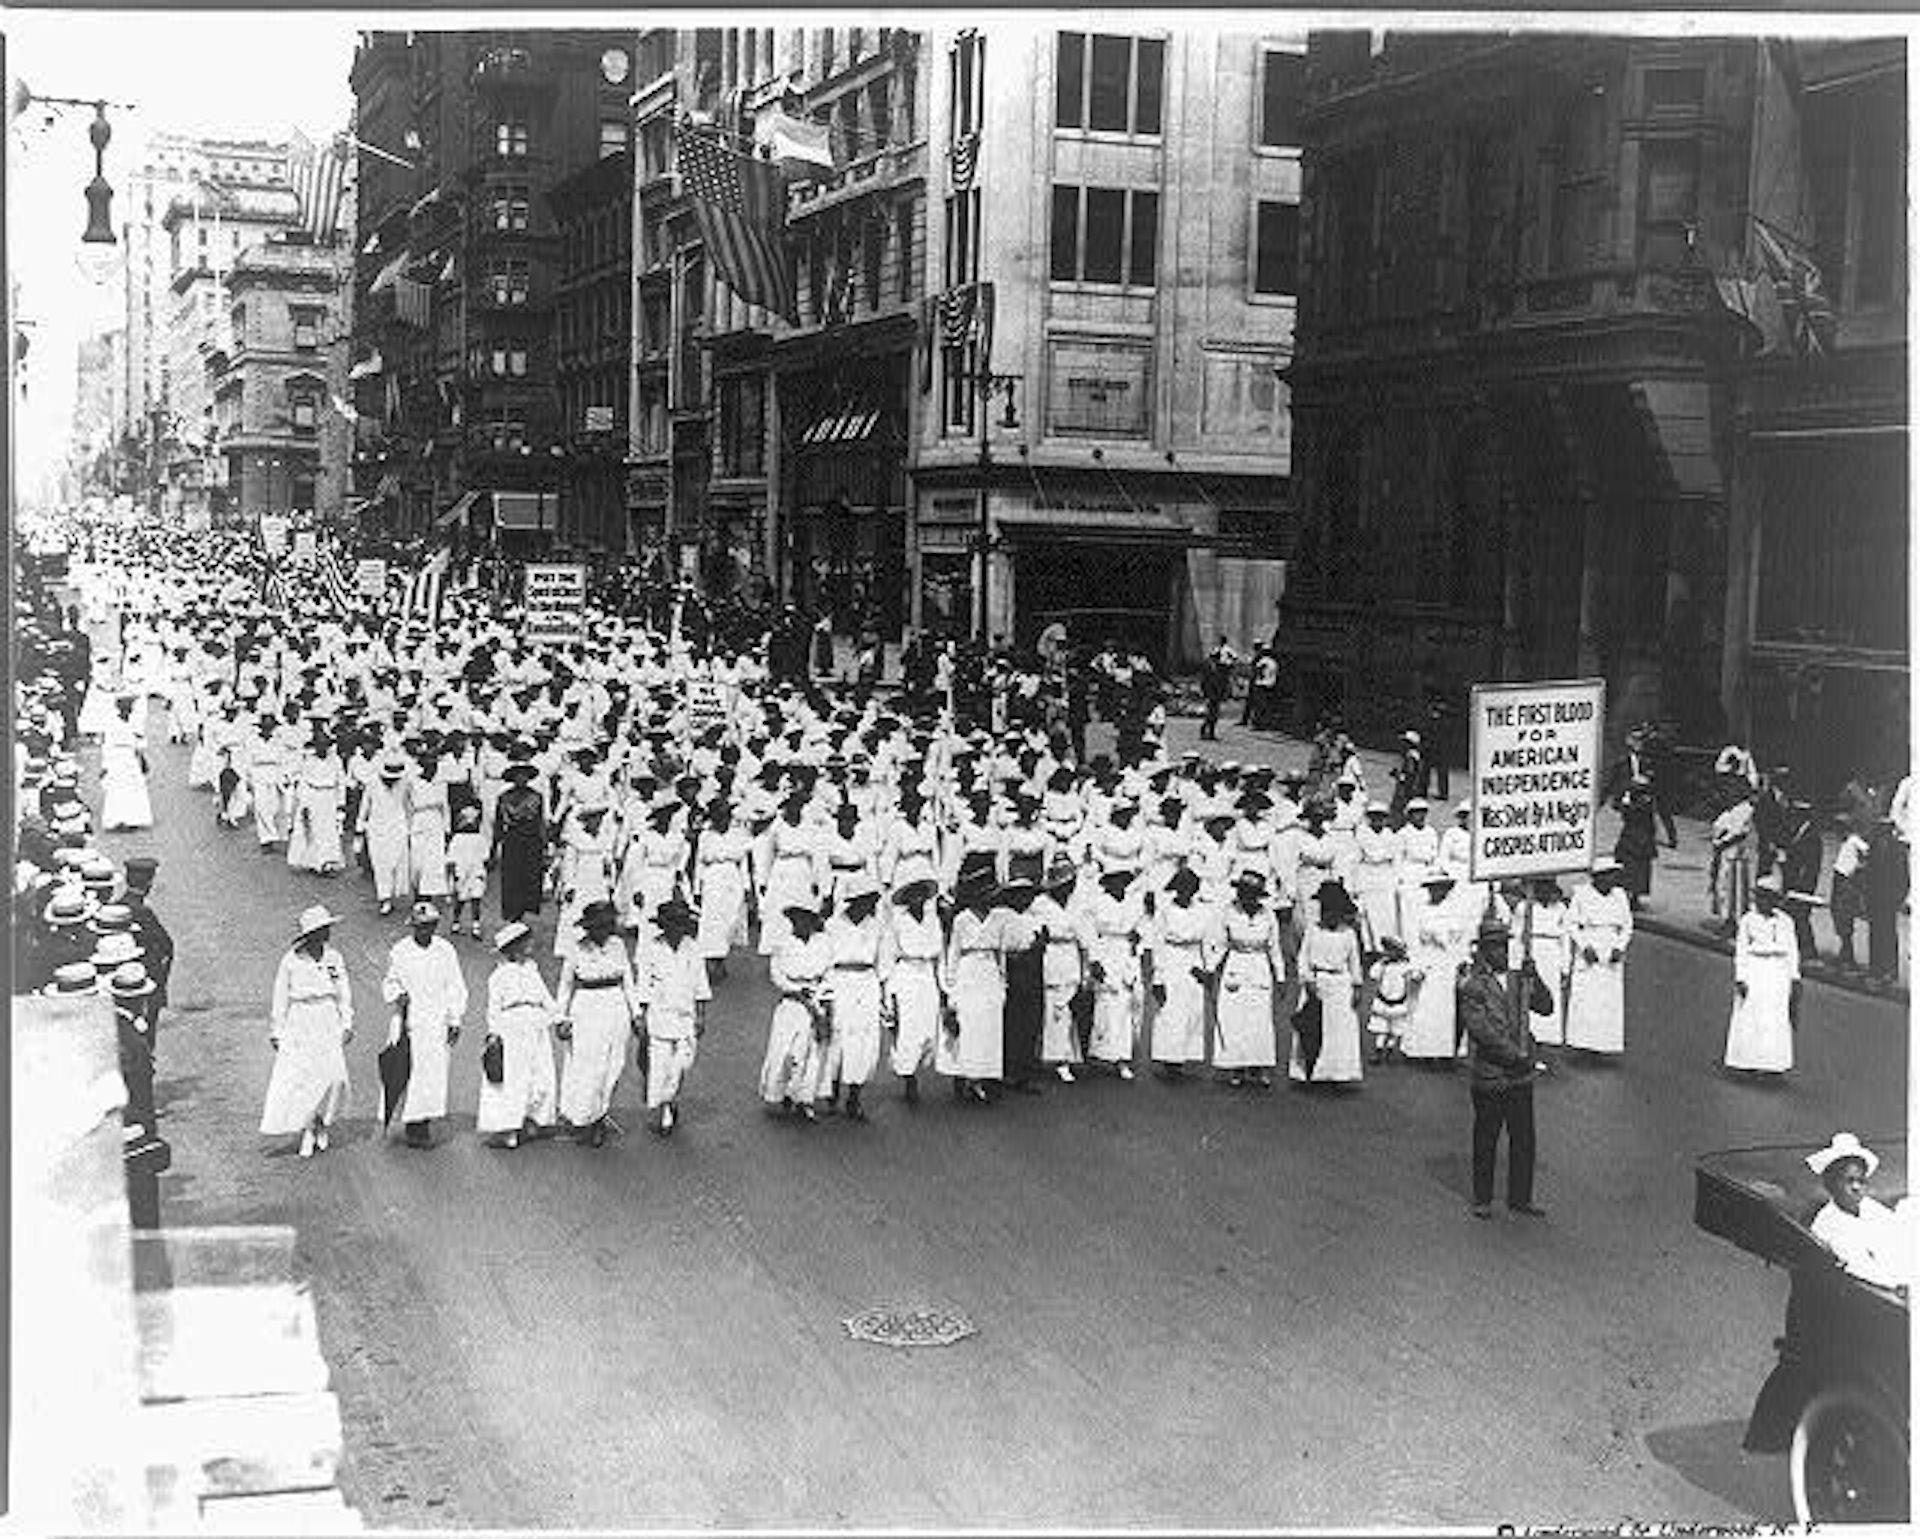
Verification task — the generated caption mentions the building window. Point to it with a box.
[290,394,318,432]
[943,343,978,434]
[863,215,885,311]
[495,119,530,159]
[291,306,323,351]
[1254,200,1299,296]
[1638,137,1698,269]
[641,290,670,355]
[486,410,526,453]
[1644,66,1705,113]
[1049,184,1158,287]
[944,189,981,289]
[1261,48,1305,147]
[291,472,316,512]
[635,381,667,454]
[1055,33,1163,136]
[599,119,630,159]
[719,373,765,476]
[490,258,531,306]
[492,185,531,231]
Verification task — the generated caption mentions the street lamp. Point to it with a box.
[963,367,1021,645]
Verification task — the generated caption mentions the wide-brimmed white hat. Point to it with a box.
[1807,1133,1879,1179]
[494,920,532,952]
[1590,857,1622,876]
[294,904,341,941]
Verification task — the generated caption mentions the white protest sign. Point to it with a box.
[292,530,318,563]
[1468,678,1606,883]
[259,515,290,557]
[522,563,587,649]
[685,676,729,736]
[355,558,389,600]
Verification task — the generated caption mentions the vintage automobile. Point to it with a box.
[1694,1138,1908,1524]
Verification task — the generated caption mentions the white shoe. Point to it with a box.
[314,1127,329,1152]
[1056,1064,1075,1083]
[299,1129,316,1159]
[379,900,392,916]
[662,1104,675,1132]
[1118,1064,1135,1081]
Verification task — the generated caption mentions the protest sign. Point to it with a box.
[259,515,290,558]
[685,677,729,737]
[292,530,318,563]
[1468,678,1606,884]
[522,563,587,648]
[355,558,389,601]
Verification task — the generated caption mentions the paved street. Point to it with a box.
[101,715,1906,1529]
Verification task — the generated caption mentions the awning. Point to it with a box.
[798,405,883,448]
[434,490,481,529]
[492,490,556,531]
[348,352,384,380]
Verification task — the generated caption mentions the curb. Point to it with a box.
[1633,912,1909,1005]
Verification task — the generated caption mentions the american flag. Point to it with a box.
[403,547,451,627]
[288,130,350,244]
[318,550,356,616]
[676,126,796,322]
[260,565,290,617]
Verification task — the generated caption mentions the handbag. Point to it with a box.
[1292,991,1323,1079]
[481,1033,505,1085]
[1068,982,1095,1056]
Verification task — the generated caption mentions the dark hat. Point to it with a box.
[1097,866,1135,890]
[1044,854,1079,891]
[1166,865,1202,895]
[1477,916,1512,945]
[653,895,701,935]
[503,761,539,783]
[892,877,939,908]
[578,898,620,931]
[1316,881,1355,920]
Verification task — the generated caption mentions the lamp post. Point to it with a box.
[965,366,1021,646]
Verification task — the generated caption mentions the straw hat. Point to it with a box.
[494,921,533,952]
[294,904,341,941]
[1806,1132,1879,1179]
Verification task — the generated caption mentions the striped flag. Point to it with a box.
[676,126,796,322]
[288,130,350,244]
[318,550,355,615]
[261,565,290,617]
[403,548,451,627]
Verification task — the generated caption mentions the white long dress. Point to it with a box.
[1520,899,1574,1047]
[1216,906,1284,1070]
[382,934,469,1125]
[1292,923,1364,1083]
[1147,898,1224,1065]
[98,714,154,832]
[556,935,640,1125]
[1031,892,1088,1067]
[1565,884,1632,1054]
[1082,889,1143,1066]
[758,821,821,957]
[885,907,945,1077]
[825,913,885,1087]
[939,908,1009,1082]
[260,947,353,1135]
[478,956,560,1135]
[287,755,346,873]
[761,932,831,1104]
[1724,908,1800,1073]
[693,825,752,960]
[1403,895,1467,1060]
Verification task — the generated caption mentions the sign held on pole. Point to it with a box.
[522,563,587,649]
[1468,678,1606,884]
[354,558,388,602]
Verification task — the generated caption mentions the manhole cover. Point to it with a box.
[842,1306,977,1349]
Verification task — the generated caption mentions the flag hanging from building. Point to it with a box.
[1751,218,1835,359]
[330,392,360,424]
[948,131,980,190]
[393,274,432,329]
[675,125,797,322]
[754,108,836,184]
[402,547,451,627]
[288,129,350,244]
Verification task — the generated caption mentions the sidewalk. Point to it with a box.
[1087,712,1910,1002]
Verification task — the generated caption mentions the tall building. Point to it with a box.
[1273,32,1905,792]
[68,329,125,502]
[345,28,637,544]
[632,23,1297,660]
[548,147,631,553]
[210,240,354,526]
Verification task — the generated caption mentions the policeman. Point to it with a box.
[121,856,175,1046]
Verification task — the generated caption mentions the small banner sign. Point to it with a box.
[354,558,389,600]
[522,563,588,649]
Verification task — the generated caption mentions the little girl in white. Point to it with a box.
[1367,935,1414,1062]
[446,804,489,938]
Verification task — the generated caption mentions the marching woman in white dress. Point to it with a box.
[1216,870,1286,1088]
[1030,857,1089,1081]
[1565,859,1632,1055]
[823,876,887,1120]
[691,801,753,973]
[884,878,945,1100]
[761,896,833,1118]
[1519,877,1575,1049]
[758,795,823,957]
[1082,866,1144,1081]
[551,796,617,963]
[260,905,353,1159]
[1291,881,1365,1085]
[381,901,468,1148]
[939,864,1012,1103]
[478,921,560,1149]
[286,735,346,874]
[186,689,224,790]
[554,899,641,1145]
[1402,869,1467,1062]
[1724,874,1801,1075]
[1145,865,1224,1077]
[98,696,154,832]
[162,647,201,744]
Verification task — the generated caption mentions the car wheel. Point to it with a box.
[1791,1386,1909,1526]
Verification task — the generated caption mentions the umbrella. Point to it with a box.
[377,1020,412,1128]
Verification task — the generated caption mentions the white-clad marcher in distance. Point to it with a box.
[1402,869,1467,1061]
[761,896,833,1119]
[1723,874,1801,1075]
[260,905,353,1159]
[1215,869,1287,1088]
[382,900,468,1147]
[1030,858,1090,1082]
[635,896,710,1135]
[478,921,560,1149]
[1145,865,1225,1076]
[99,695,155,832]
[883,878,946,1101]
[554,898,641,1145]
[823,876,887,1121]
[1565,859,1632,1054]
[356,755,413,915]
[1293,881,1365,1085]
[1806,1133,1911,1290]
